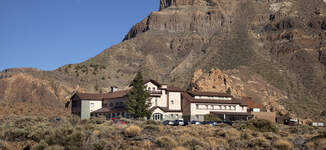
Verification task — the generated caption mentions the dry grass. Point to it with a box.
[273,139,293,150]
[157,136,178,148]
[1,116,326,150]
[124,125,142,137]
[172,146,189,150]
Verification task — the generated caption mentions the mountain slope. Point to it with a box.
[1,0,326,120]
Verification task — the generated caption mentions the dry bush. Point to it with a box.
[44,145,64,150]
[31,140,48,150]
[317,138,326,149]
[273,139,293,150]
[172,146,188,150]
[142,140,152,149]
[181,136,208,149]
[0,141,8,150]
[243,119,279,133]
[217,128,240,141]
[124,125,142,137]
[249,137,270,148]
[157,136,178,148]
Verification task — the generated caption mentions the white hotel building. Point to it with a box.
[71,80,252,121]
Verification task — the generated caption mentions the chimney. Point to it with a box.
[111,86,118,92]
[161,84,168,89]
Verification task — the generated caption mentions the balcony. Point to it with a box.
[147,90,162,95]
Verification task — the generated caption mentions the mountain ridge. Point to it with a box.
[1,0,326,120]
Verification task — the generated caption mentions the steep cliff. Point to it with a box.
[1,0,326,119]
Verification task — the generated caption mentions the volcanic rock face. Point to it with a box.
[1,0,326,119]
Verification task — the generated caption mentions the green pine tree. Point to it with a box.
[126,72,152,119]
[226,87,231,95]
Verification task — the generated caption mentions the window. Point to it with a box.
[120,102,123,106]
[170,114,174,118]
[116,102,119,106]
[171,100,174,105]
[176,114,179,118]
[206,105,208,109]
[196,104,199,109]
[90,103,94,108]
[110,103,113,107]
[155,98,158,106]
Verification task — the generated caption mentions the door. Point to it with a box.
[152,113,163,121]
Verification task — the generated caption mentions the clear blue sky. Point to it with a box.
[0,0,159,71]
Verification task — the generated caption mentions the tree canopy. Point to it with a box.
[125,72,152,119]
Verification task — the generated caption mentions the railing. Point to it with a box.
[147,90,162,95]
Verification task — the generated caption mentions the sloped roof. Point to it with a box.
[144,79,162,87]
[166,86,184,92]
[210,111,253,116]
[188,91,232,97]
[103,90,129,100]
[73,92,103,100]
[150,106,182,112]
[91,107,126,114]
[183,92,247,106]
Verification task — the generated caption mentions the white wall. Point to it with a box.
[89,100,102,112]
[190,103,247,116]
[168,92,181,110]
[145,82,159,91]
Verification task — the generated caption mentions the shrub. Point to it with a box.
[44,126,86,149]
[243,119,279,133]
[321,111,326,116]
[273,139,293,150]
[249,137,270,148]
[204,114,221,122]
[142,140,152,149]
[124,125,141,137]
[172,146,188,150]
[0,141,7,150]
[157,136,178,148]
[44,145,64,150]
[4,128,29,141]
[146,120,160,125]
[31,140,49,150]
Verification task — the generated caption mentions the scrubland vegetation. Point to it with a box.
[0,116,325,150]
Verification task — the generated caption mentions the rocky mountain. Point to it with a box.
[1,0,326,120]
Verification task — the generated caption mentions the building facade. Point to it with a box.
[71,80,252,121]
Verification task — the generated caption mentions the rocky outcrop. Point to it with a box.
[1,0,326,119]
[191,68,290,116]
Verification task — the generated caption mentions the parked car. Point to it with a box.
[191,121,201,125]
[222,121,233,126]
[163,120,174,126]
[173,119,185,126]
[202,121,220,126]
